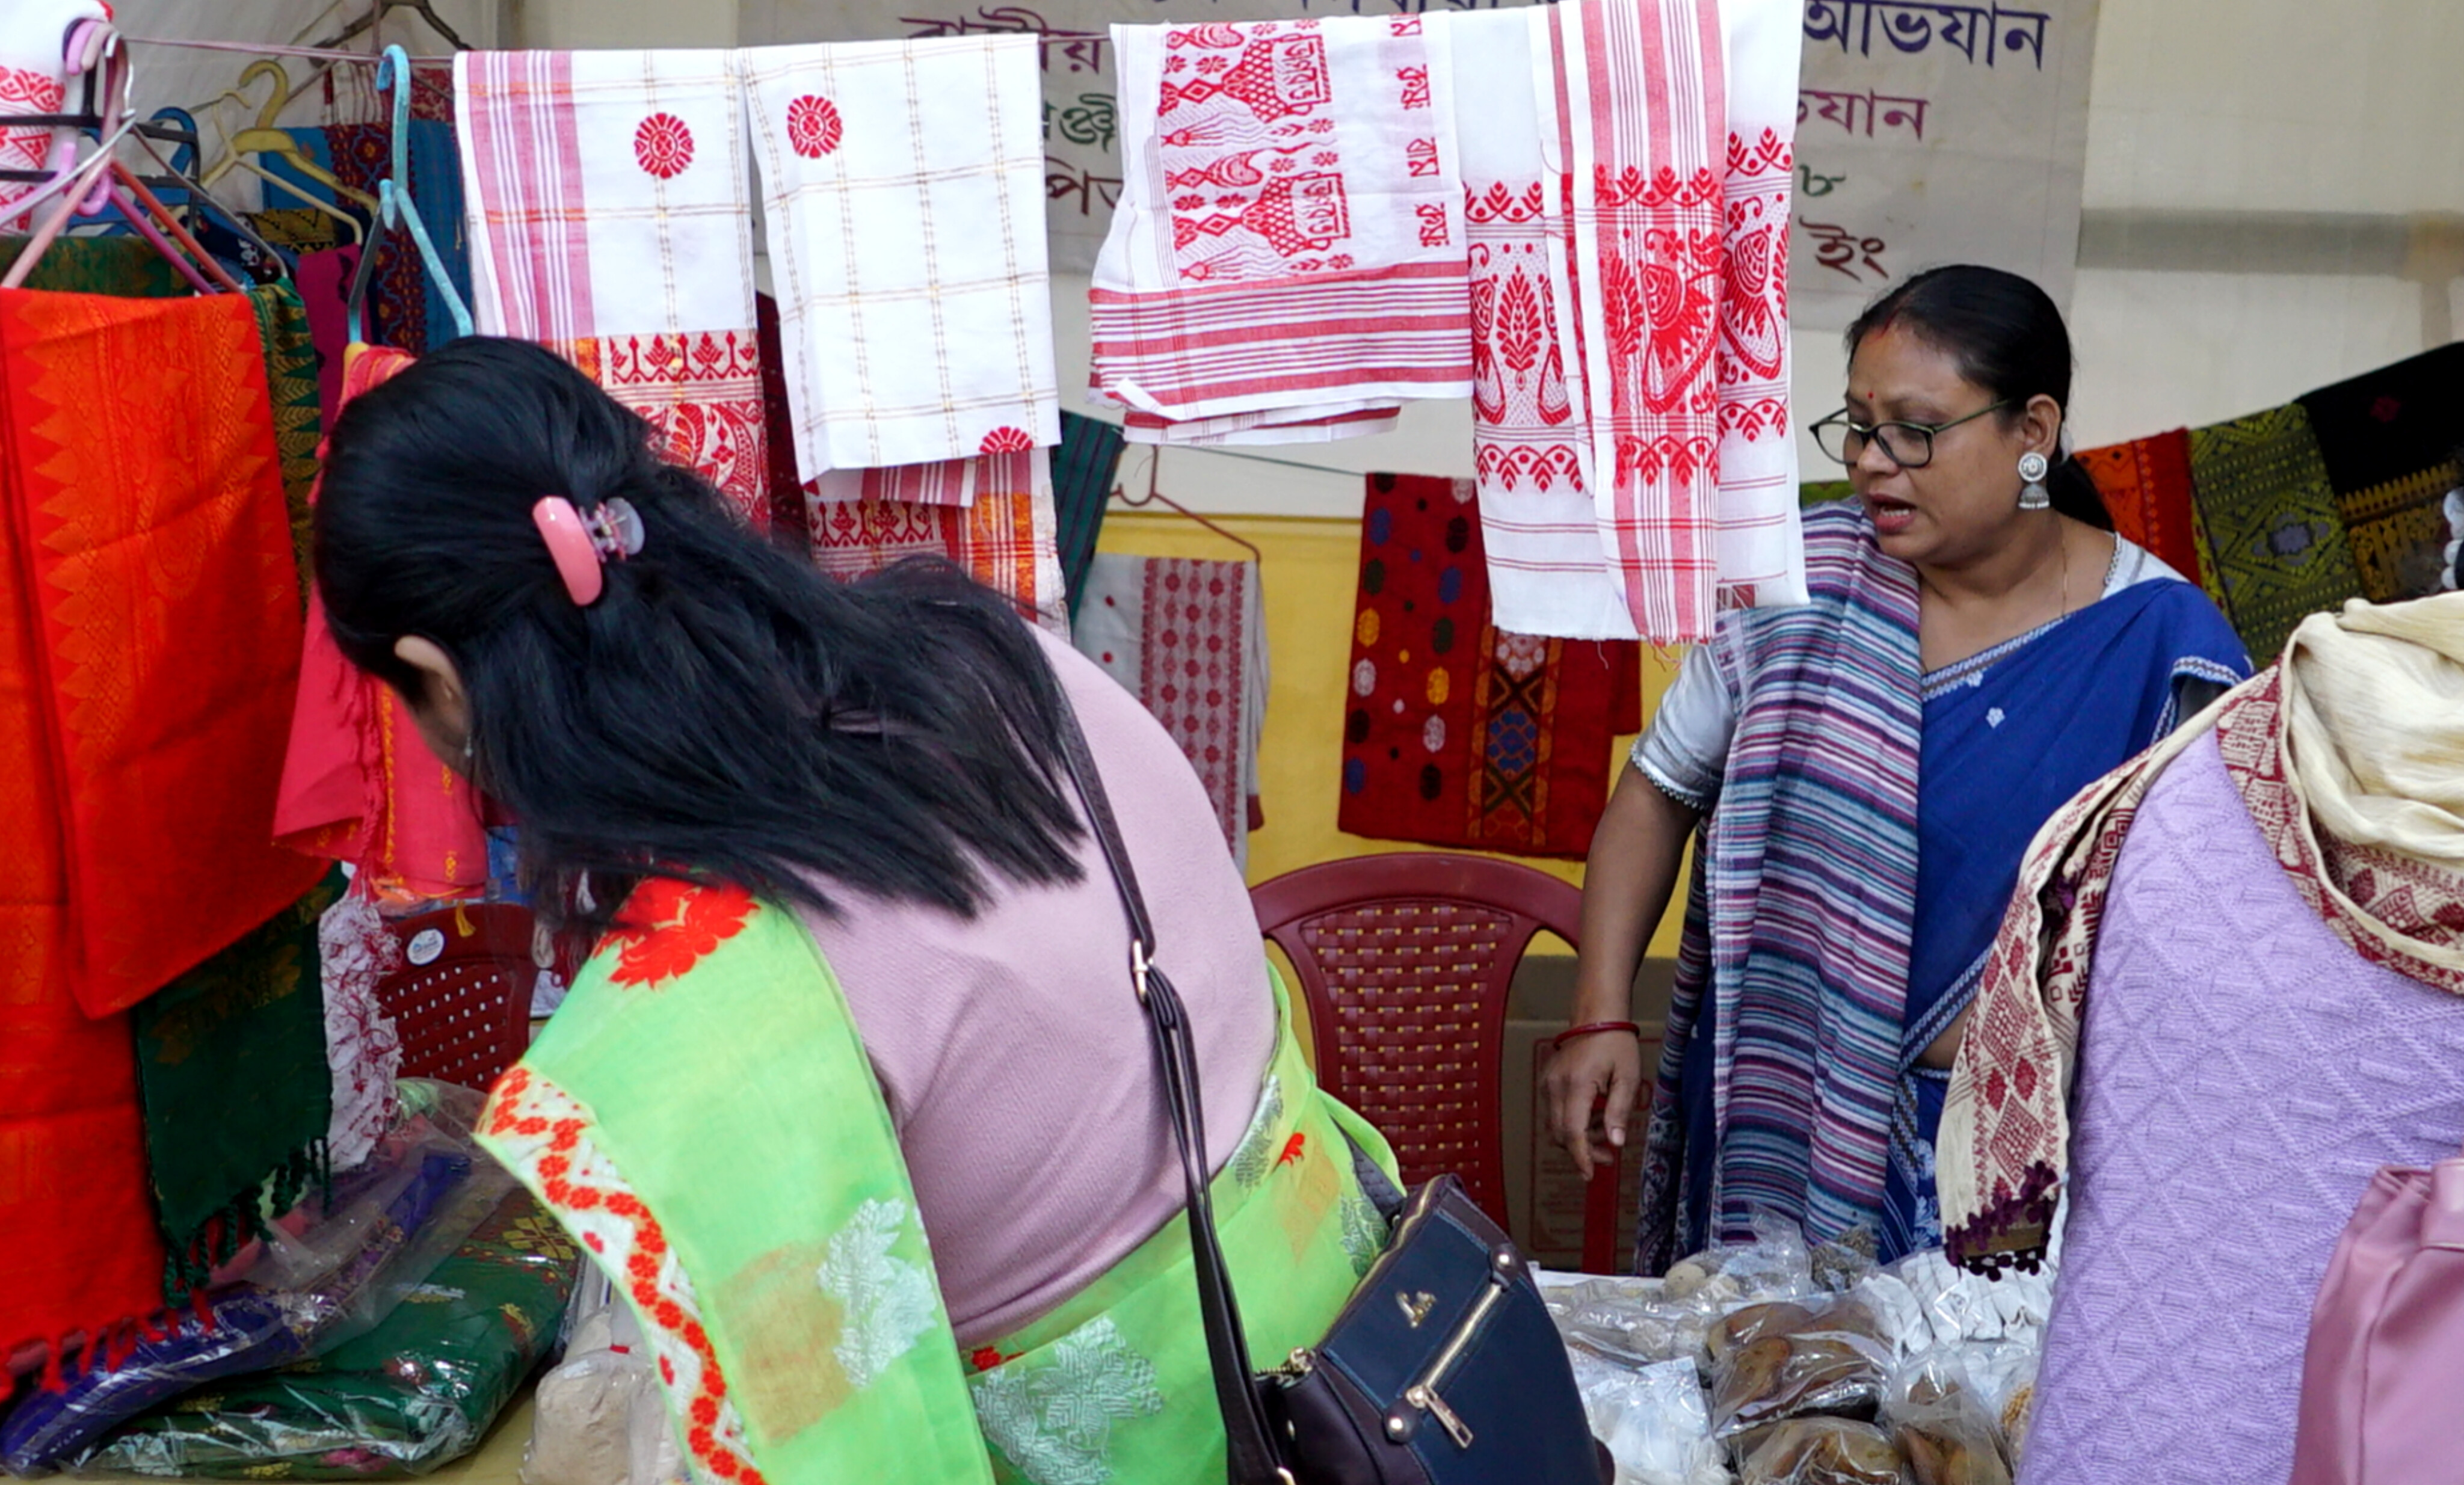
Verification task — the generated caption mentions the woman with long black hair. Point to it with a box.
[1542,265,2252,1268]
[315,338,1395,1485]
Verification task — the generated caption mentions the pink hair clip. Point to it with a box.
[531,496,645,606]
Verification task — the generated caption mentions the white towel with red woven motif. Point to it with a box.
[1560,0,1726,644]
[1,1,108,233]
[455,50,769,524]
[1710,0,1806,610]
[742,37,1060,484]
[1089,15,1472,435]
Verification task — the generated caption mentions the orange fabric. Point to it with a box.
[274,345,489,904]
[2081,428,2207,586]
[0,289,322,1021]
[0,287,335,1352]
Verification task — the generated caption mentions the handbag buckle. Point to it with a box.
[1130,938,1152,1004]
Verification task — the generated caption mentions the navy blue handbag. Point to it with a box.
[1055,698,1612,1485]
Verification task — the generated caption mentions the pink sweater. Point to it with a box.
[795,629,1277,1346]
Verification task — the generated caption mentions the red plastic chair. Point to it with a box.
[377,902,538,1091]
[1251,852,1627,1273]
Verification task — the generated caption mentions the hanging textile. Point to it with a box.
[1052,413,1125,624]
[1123,402,1403,448]
[807,461,1066,634]
[262,122,470,355]
[318,888,405,1175]
[276,345,491,905]
[1708,0,1805,611]
[0,1,105,232]
[0,287,331,1360]
[247,281,323,604]
[753,292,813,550]
[0,235,186,298]
[2297,342,2464,604]
[0,288,324,1017]
[1073,553,1267,869]
[742,37,1059,484]
[2187,402,2362,666]
[134,872,345,1303]
[1089,15,1472,434]
[2079,426,2205,586]
[295,245,359,414]
[1555,0,1727,644]
[456,50,770,524]
[1337,473,1641,859]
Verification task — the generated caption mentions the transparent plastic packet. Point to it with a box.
[1565,1350,1729,1485]
[1880,1350,2012,1485]
[1729,1417,1905,1485]
[0,1084,501,1474]
[1703,1294,1895,1440]
[1552,1277,1715,1371]
[1849,1249,2053,1362]
[1663,1215,1817,1310]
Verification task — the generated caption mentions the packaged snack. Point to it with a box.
[1705,1297,1892,1439]
[1732,1416,1905,1484]
[1880,1351,2012,1485]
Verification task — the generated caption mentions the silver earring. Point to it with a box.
[2017,450,2051,511]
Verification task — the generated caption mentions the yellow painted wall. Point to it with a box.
[1095,510,1691,959]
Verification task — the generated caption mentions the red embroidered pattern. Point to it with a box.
[0,69,66,226]
[602,880,757,989]
[1716,128,1792,441]
[1139,559,1254,851]
[633,112,695,179]
[786,94,842,159]
[566,332,770,527]
[485,1069,764,1483]
[978,425,1036,455]
[1469,189,1580,497]
[1159,22,1367,282]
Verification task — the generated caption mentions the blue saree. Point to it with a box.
[1647,506,2249,1268]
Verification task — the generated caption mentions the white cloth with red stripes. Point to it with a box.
[742,37,1059,484]
[1089,15,1472,443]
[455,49,771,522]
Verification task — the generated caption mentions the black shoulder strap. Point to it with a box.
[1048,696,1289,1485]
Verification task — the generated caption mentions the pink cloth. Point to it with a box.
[2023,733,2464,1485]
[796,627,1277,1346]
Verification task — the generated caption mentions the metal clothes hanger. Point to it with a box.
[342,45,470,345]
[306,0,473,54]
[1115,447,1266,565]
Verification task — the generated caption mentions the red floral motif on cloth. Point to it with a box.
[1468,179,1585,516]
[786,94,842,159]
[1558,0,1728,642]
[1942,670,2464,1274]
[562,333,771,527]
[484,1068,765,1484]
[978,425,1036,455]
[602,879,757,990]
[633,112,695,179]
[0,68,66,230]
[804,466,1065,634]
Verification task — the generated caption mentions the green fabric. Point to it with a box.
[76,1186,580,1479]
[2187,402,2365,666]
[132,870,343,1302]
[1799,478,1855,508]
[0,236,192,298]
[1055,412,1126,622]
[245,280,324,604]
[477,887,1393,1485]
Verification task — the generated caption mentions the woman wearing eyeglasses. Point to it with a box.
[1543,265,2250,1269]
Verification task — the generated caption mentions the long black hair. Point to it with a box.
[1846,265,2112,529]
[315,337,1083,933]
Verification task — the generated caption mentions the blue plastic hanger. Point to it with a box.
[345,45,471,344]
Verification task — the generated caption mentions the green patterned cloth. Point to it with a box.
[75,1185,581,1479]
[133,871,343,1302]
[0,235,191,298]
[476,881,1394,1485]
[2188,403,2364,666]
[245,280,324,606]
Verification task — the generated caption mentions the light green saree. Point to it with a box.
[476,879,1394,1485]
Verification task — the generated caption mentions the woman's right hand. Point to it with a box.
[1541,1028,1644,1180]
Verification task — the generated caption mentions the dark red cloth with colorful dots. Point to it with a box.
[1337,474,1641,859]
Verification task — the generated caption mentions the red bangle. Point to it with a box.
[1552,1019,1643,1049]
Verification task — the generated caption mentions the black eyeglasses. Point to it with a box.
[1808,401,2012,470]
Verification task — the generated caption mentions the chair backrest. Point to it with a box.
[378,902,537,1091]
[1251,852,1583,1236]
